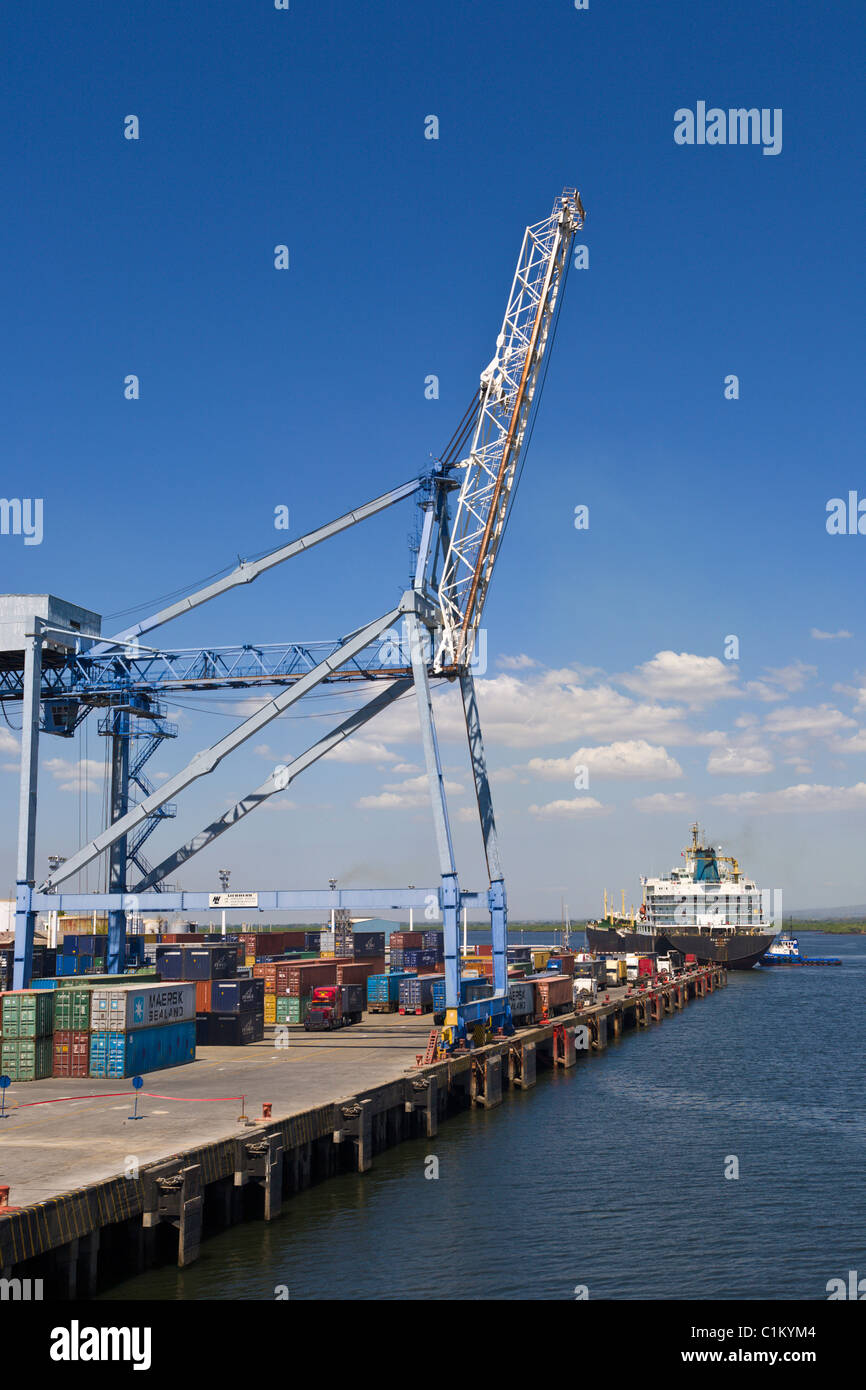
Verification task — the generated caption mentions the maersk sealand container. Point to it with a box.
[90,983,195,1032]
[88,1020,196,1078]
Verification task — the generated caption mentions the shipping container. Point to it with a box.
[366,971,416,1012]
[1,1036,53,1080]
[389,931,424,949]
[205,1011,264,1046]
[335,958,385,987]
[398,973,443,1014]
[507,979,536,1021]
[88,1020,196,1077]
[52,1029,90,1078]
[154,947,184,980]
[210,978,265,1014]
[527,973,573,1020]
[53,988,92,1032]
[180,946,240,980]
[263,995,276,1024]
[350,931,386,959]
[1,990,55,1038]
[286,961,337,996]
[275,994,311,1025]
[90,982,195,1032]
[252,961,294,995]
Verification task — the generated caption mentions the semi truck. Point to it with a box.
[303,983,365,1031]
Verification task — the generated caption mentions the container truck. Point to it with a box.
[303,983,364,1030]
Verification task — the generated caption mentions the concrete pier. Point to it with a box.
[0,964,725,1296]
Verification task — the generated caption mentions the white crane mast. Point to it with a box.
[435,189,585,669]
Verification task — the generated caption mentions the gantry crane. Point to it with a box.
[7,189,585,1045]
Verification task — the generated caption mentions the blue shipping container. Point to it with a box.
[88,1020,196,1078]
[210,977,265,1014]
[399,974,443,1011]
[366,971,416,1006]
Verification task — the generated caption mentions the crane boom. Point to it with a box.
[435,189,585,668]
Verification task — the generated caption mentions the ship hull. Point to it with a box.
[585,925,775,970]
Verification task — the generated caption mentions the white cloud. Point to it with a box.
[357,773,463,810]
[811,628,852,640]
[633,792,695,813]
[528,797,608,818]
[711,783,866,814]
[764,704,856,737]
[706,744,773,776]
[760,661,816,693]
[620,651,739,705]
[0,729,18,757]
[377,669,700,750]
[527,740,683,782]
[44,757,104,794]
[497,653,537,670]
[326,738,399,765]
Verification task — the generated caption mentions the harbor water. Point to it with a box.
[100,932,865,1301]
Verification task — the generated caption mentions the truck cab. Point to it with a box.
[304,983,365,1031]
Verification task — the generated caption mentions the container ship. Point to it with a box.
[585,825,777,970]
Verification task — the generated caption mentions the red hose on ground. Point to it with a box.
[9,1090,244,1108]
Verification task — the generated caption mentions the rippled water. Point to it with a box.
[101,933,865,1301]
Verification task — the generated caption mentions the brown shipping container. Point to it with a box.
[243,931,309,959]
[551,953,575,976]
[195,980,212,1013]
[531,974,573,1019]
[389,932,423,949]
[252,962,293,995]
[287,961,337,996]
[335,957,386,987]
[52,1029,90,1078]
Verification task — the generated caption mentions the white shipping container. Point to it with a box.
[90,982,195,1032]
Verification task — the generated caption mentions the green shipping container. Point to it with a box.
[1,1036,53,1080]
[54,988,93,1031]
[1,991,55,1038]
[276,994,311,1024]
[56,970,159,989]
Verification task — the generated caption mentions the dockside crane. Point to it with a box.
[6,189,585,1046]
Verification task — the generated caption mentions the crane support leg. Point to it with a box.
[459,669,507,997]
[107,709,130,974]
[14,623,43,989]
[406,611,460,1011]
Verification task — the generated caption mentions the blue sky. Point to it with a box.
[1,1,864,918]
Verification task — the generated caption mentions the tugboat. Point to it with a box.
[586,824,777,970]
[761,933,842,967]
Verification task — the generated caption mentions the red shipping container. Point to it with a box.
[389,932,424,949]
[529,974,573,1020]
[52,1029,90,1078]
[335,957,386,987]
[195,980,213,1012]
[551,953,575,976]
[287,961,337,996]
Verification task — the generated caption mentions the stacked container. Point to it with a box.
[89,981,196,1077]
[53,985,95,1077]
[155,943,264,1046]
[1,990,56,1079]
